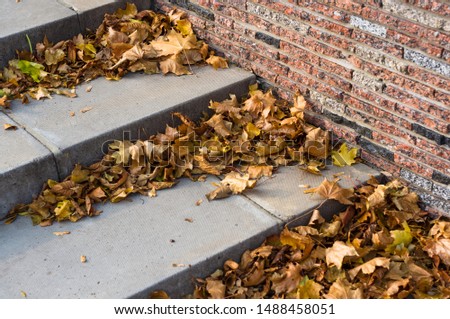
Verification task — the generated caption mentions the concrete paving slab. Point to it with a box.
[8,66,255,178]
[0,176,280,298]
[243,163,381,223]
[0,112,59,219]
[0,0,80,68]
[66,0,151,33]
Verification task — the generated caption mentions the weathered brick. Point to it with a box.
[393,153,434,178]
[311,68,353,92]
[407,65,450,91]
[319,58,354,79]
[255,31,280,48]
[432,170,450,185]
[349,15,387,37]
[308,29,355,52]
[360,137,394,161]
[432,182,450,201]
[412,123,447,145]
[361,150,401,175]
[352,70,384,93]
[400,168,433,191]
[405,0,450,17]
[352,30,404,58]
[404,49,450,77]
[384,0,448,30]
[280,41,321,65]
[280,53,313,74]
[386,29,443,58]
[310,90,346,114]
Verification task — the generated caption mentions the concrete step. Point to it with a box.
[0,0,150,68]
[0,163,380,298]
[0,65,255,218]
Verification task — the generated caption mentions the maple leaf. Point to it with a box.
[294,276,323,299]
[290,93,306,120]
[423,238,450,266]
[247,165,273,179]
[304,178,354,205]
[221,172,256,194]
[115,2,138,19]
[280,228,314,252]
[348,257,390,280]
[243,261,266,287]
[271,263,302,294]
[325,241,359,269]
[206,278,226,298]
[324,278,364,299]
[159,56,191,75]
[206,55,229,70]
[151,30,199,57]
[385,221,412,253]
[332,143,358,167]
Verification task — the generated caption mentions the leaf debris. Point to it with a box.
[184,179,450,299]
[53,231,71,236]
[0,4,228,106]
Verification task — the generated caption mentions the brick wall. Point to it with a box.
[153,0,450,214]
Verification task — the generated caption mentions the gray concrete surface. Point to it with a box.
[0,176,280,298]
[244,164,381,224]
[0,112,59,218]
[0,0,150,67]
[8,66,255,178]
[0,163,377,298]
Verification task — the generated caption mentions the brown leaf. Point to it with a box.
[304,178,354,205]
[206,278,225,298]
[325,241,358,269]
[0,95,11,108]
[220,172,256,194]
[80,255,87,263]
[80,106,93,113]
[324,278,364,299]
[247,165,273,179]
[159,56,191,75]
[423,238,450,266]
[205,184,232,201]
[348,257,390,280]
[3,123,18,130]
[271,263,302,294]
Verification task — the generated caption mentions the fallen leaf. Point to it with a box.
[348,257,390,280]
[206,55,228,70]
[324,278,364,299]
[332,143,358,167]
[184,218,193,223]
[304,178,354,205]
[69,111,75,117]
[53,231,71,236]
[0,95,10,108]
[80,255,87,263]
[149,290,170,299]
[3,124,17,130]
[206,278,226,298]
[195,199,203,206]
[85,86,93,92]
[80,106,93,113]
[325,241,359,269]
[20,291,27,298]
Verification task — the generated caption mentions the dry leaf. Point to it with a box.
[80,255,87,263]
[80,106,93,113]
[3,124,17,130]
[184,218,193,223]
[325,241,358,269]
[195,199,203,206]
[53,231,71,236]
[304,178,354,205]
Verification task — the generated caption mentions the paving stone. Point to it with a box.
[0,176,280,298]
[8,66,255,178]
[243,164,381,223]
[0,112,58,218]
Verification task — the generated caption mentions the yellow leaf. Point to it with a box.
[3,123,17,131]
[206,55,228,70]
[332,143,358,167]
[385,221,412,253]
[245,122,261,139]
[348,257,390,280]
[176,19,193,36]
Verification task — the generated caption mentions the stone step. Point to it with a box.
[0,65,255,218]
[0,0,150,68]
[0,164,380,298]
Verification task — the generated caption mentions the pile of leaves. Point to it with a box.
[0,3,227,107]
[189,178,450,299]
[4,85,338,226]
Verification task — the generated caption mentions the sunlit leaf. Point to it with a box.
[332,143,358,167]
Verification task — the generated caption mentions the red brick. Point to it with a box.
[351,86,398,111]
[443,50,450,63]
[280,53,314,74]
[434,90,450,106]
[405,0,450,17]
[415,136,450,159]
[248,52,289,77]
[215,14,235,29]
[307,28,355,52]
[311,68,353,92]
[407,66,450,91]
[280,41,321,65]
[386,29,443,58]
[297,0,349,22]
[394,153,434,178]
[287,69,343,100]
[361,150,401,175]
[301,37,346,59]
[304,112,360,143]
[351,30,404,58]
[319,58,354,79]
